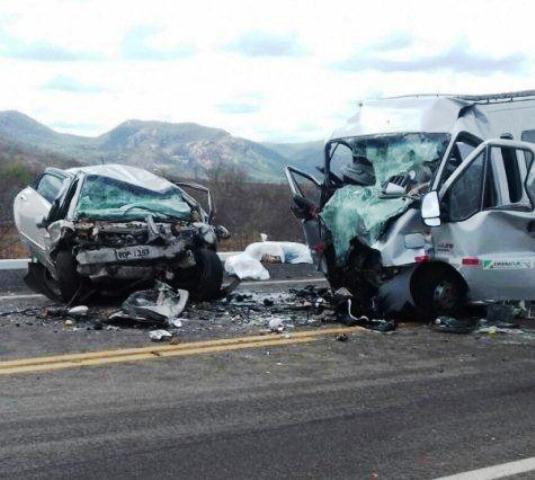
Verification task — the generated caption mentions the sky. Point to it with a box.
[0,0,533,142]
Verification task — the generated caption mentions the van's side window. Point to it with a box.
[488,147,532,209]
[446,151,485,222]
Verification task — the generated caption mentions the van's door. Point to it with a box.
[433,140,535,301]
[285,166,323,265]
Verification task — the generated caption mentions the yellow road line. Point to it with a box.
[0,326,363,376]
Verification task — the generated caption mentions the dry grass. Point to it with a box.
[0,226,26,259]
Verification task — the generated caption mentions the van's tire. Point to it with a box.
[411,264,467,318]
[187,248,224,301]
[55,250,82,302]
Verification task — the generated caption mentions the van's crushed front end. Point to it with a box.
[286,96,473,317]
[317,133,449,315]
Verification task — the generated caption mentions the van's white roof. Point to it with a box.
[329,90,535,141]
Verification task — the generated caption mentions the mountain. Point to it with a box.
[0,111,324,182]
[262,140,324,176]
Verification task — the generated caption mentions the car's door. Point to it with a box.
[285,166,322,264]
[14,172,66,261]
[432,139,535,301]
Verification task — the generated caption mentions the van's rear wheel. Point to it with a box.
[411,265,466,318]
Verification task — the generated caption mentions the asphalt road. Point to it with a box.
[0,266,534,479]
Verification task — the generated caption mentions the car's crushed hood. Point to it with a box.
[66,164,177,193]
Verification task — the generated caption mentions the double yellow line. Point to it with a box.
[0,327,362,376]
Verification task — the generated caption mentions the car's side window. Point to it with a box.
[36,174,64,203]
[445,151,485,222]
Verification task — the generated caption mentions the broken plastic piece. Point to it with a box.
[149,329,172,341]
[268,318,285,332]
[168,318,184,328]
[433,316,479,334]
[121,282,189,324]
[67,305,89,318]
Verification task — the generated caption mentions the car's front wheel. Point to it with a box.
[174,248,224,301]
[54,250,83,302]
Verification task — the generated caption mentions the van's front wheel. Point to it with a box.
[411,264,467,318]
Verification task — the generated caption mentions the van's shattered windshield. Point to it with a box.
[333,133,450,188]
[74,175,192,221]
[321,133,450,263]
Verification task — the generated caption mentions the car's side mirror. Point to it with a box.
[215,225,230,240]
[421,191,441,227]
[36,215,48,229]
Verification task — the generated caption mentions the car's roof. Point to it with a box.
[65,164,176,192]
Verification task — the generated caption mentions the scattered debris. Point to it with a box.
[169,318,184,329]
[67,305,89,318]
[268,318,285,333]
[149,329,172,341]
[433,316,479,334]
[343,300,397,332]
[116,282,189,326]
[336,333,349,342]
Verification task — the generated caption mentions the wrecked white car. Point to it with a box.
[287,91,535,317]
[13,164,229,302]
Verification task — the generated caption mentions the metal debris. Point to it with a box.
[118,282,189,326]
[149,329,172,341]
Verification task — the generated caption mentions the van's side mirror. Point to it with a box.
[421,191,441,227]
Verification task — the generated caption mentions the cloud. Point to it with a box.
[121,25,195,60]
[334,42,528,75]
[0,28,101,61]
[224,31,306,57]
[41,75,105,93]
[216,102,260,114]
[370,32,414,52]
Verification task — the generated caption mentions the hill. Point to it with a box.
[0,112,325,182]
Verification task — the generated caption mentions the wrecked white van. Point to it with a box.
[286,91,535,316]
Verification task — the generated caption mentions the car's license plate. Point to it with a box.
[115,246,151,261]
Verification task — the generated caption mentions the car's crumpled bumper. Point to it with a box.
[76,241,188,266]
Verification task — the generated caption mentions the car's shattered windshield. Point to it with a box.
[334,132,450,189]
[74,175,192,221]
